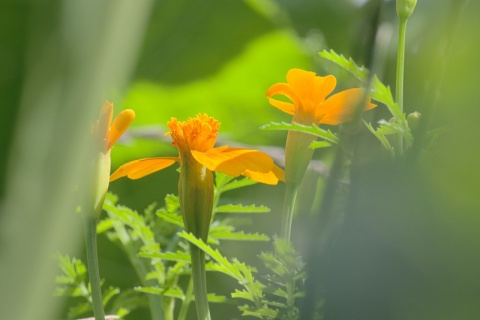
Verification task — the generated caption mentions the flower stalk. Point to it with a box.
[395,0,416,155]
[84,101,134,319]
[281,183,299,242]
[83,215,105,320]
[395,18,407,154]
[178,152,213,320]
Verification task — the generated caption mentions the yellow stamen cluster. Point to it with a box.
[168,114,220,153]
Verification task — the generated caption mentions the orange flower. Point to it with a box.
[110,114,284,243]
[267,68,376,239]
[110,114,284,185]
[266,68,376,188]
[266,68,376,126]
[92,101,135,216]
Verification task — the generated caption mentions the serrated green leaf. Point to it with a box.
[139,251,190,262]
[309,140,332,149]
[102,286,120,306]
[220,176,258,192]
[319,49,409,130]
[179,232,260,284]
[232,289,255,302]
[55,253,87,282]
[179,231,238,279]
[364,121,395,156]
[96,218,114,234]
[55,275,74,285]
[205,293,228,303]
[135,286,185,299]
[156,210,184,228]
[319,49,369,81]
[265,299,287,309]
[238,304,279,318]
[261,121,339,144]
[215,172,235,190]
[164,194,180,213]
[210,230,270,242]
[216,203,270,213]
[271,287,288,299]
[67,302,93,318]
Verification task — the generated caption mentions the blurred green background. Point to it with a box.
[1,0,479,319]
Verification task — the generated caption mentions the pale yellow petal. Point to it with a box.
[98,101,113,145]
[110,157,178,182]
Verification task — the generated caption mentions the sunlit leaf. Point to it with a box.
[215,203,270,213]
[261,121,339,144]
[139,251,190,262]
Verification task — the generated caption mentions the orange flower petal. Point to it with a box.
[286,69,337,106]
[317,88,376,125]
[110,157,178,182]
[242,163,285,185]
[312,74,337,103]
[191,147,276,177]
[266,83,299,115]
[267,98,295,115]
[107,109,136,150]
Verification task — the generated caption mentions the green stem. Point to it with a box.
[178,277,194,320]
[396,17,408,155]
[83,216,105,320]
[281,183,299,241]
[190,245,211,320]
[286,276,296,319]
[162,297,175,320]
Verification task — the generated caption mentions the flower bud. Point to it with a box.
[396,0,417,20]
[407,111,421,132]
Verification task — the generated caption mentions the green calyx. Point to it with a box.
[284,130,316,188]
[396,0,417,20]
[178,156,214,242]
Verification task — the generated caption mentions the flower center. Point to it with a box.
[167,114,220,153]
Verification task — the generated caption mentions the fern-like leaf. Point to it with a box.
[216,203,270,213]
[261,121,339,144]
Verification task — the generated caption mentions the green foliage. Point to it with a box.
[54,253,132,319]
[57,167,304,319]
[261,121,339,144]
[259,239,306,320]
[216,203,270,214]
[308,141,332,149]
[58,171,277,319]
[180,231,279,318]
[319,49,414,156]
[214,172,259,194]
[261,122,338,149]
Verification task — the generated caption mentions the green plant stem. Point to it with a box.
[178,277,194,320]
[162,297,174,320]
[396,17,408,155]
[286,276,296,319]
[190,245,211,320]
[281,183,299,241]
[83,216,105,320]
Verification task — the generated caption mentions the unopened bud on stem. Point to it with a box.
[396,0,417,20]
